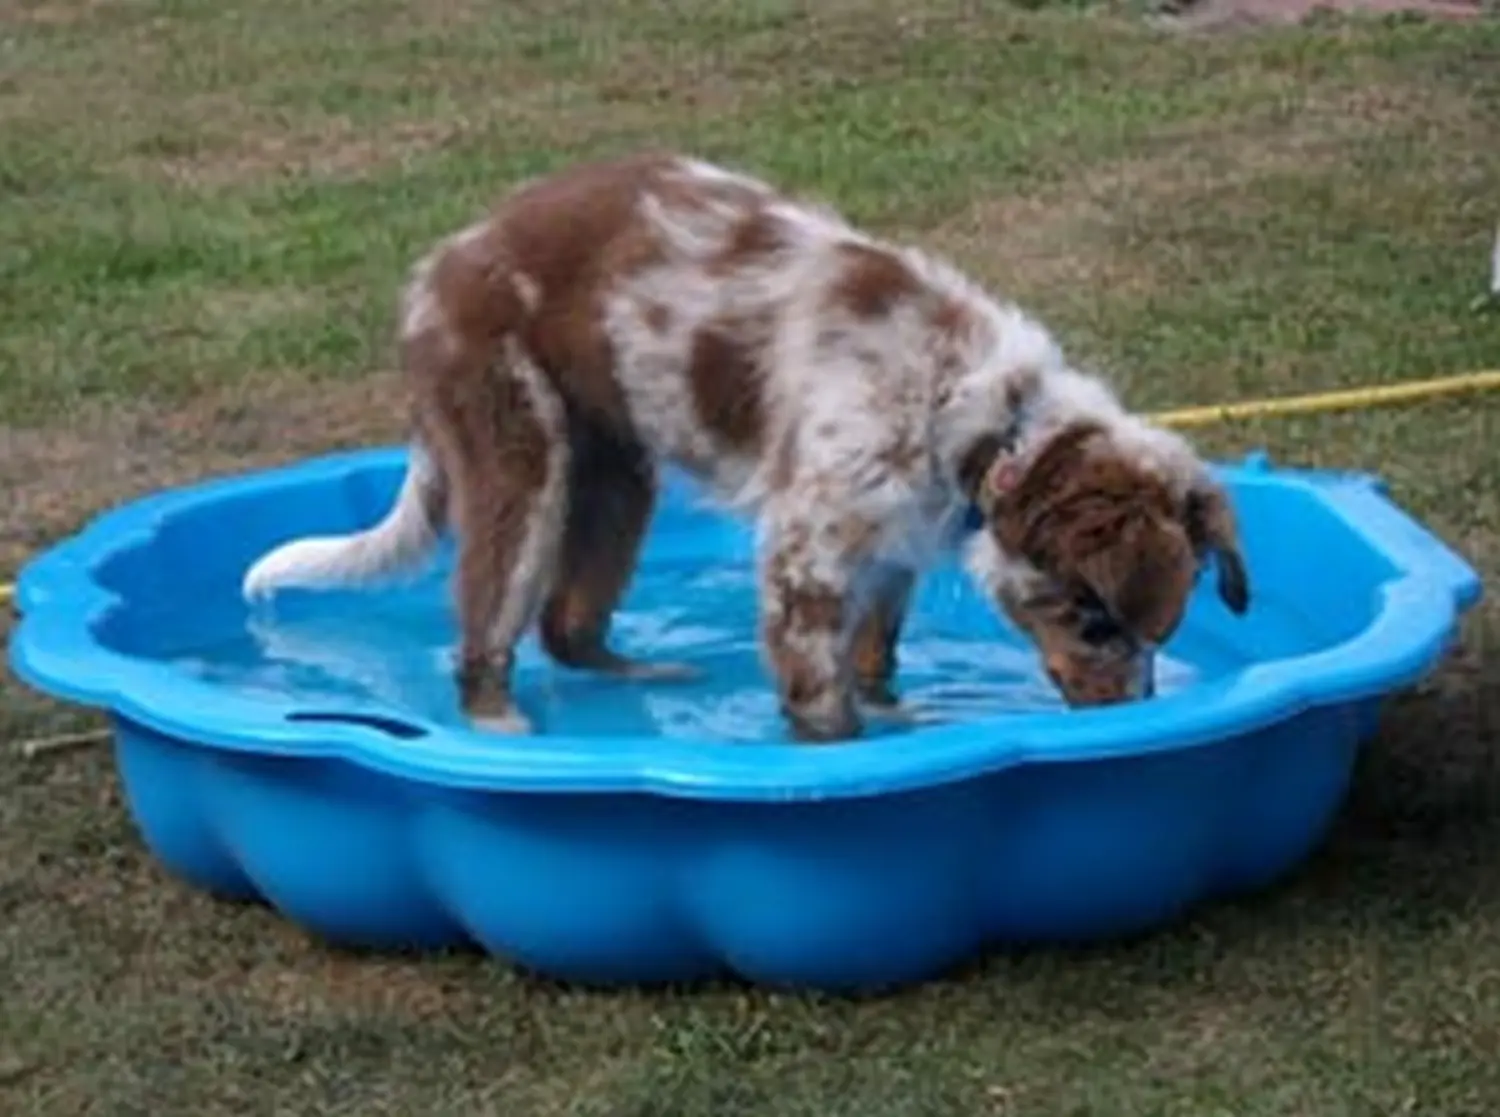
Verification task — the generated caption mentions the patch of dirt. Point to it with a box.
[192,288,324,334]
[925,124,1332,298]
[0,370,406,576]
[238,943,488,1022]
[1158,0,1485,32]
[4,0,136,26]
[112,80,678,189]
[923,80,1478,302]
[119,114,463,190]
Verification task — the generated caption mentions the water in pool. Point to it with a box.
[148,560,1226,743]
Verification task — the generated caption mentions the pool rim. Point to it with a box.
[8,449,1481,802]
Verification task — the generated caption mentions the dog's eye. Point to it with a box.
[1074,592,1123,647]
[1079,612,1122,646]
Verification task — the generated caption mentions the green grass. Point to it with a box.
[3,0,1500,1113]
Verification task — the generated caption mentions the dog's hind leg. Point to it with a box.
[539,422,697,682]
[416,334,570,735]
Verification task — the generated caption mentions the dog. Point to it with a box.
[242,152,1249,742]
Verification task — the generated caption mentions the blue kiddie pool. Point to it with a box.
[7,449,1481,992]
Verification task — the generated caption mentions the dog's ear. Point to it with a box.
[1184,479,1249,614]
[1076,517,1197,647]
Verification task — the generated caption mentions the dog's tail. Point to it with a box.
[241,444,447,601]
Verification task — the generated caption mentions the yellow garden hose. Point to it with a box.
[1149,368,1500,429]
[1,368,1498,614]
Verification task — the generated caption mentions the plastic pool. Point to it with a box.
[7,448,1481,991]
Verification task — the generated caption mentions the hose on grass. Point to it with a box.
[5,366,1500,758]
[1148,368,1500,429]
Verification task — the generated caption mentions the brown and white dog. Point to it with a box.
[242,152,1249,742]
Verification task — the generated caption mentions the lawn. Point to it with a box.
[3,0,1500,1113]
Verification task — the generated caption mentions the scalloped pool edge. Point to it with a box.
[8,450,1482,802]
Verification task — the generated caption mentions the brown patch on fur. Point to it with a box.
[928,297,973,339]
[643,302,672,334]
[876,435,925,479]
[686,314,770,452]
[710,209,787,275]
[426,233,514,342]
[827,243,922,319]
[478,152,679,430]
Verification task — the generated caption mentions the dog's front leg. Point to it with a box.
[851,566,914,710]
[758,521,862,744]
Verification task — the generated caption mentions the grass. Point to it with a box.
[3,0,1500,1112]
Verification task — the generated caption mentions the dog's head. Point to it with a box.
[970,420,1249,707]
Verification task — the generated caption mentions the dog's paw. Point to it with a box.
[240,565,277,603]
[855,676,901,709]
[471,708,534,736]
[612,659,701,683]
[859,698,920,728]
